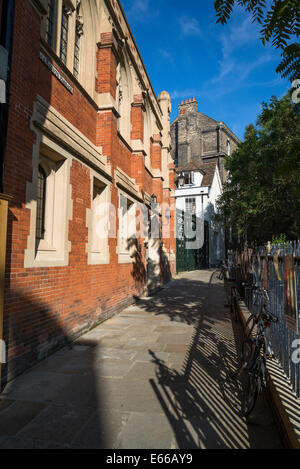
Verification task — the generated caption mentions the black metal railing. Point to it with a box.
[234,242,300,398]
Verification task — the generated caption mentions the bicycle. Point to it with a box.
[232,308,278,417]
[242,286,270,358]
[209,261,228,284]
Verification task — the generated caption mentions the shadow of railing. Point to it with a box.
[144,274,281,449]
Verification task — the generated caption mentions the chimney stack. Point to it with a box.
[178,98,198,115]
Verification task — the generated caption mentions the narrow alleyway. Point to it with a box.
[0,271,282,449]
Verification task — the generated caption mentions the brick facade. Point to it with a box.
[1,0,175,384]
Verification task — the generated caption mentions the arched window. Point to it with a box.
[36,166,47,241]
[116,54,132,142]
[227,139,231,156]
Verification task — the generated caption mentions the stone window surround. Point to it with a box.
[24,134,73,268]
[114,167,144,264]
[117,188,138,265]
[25,95,111,268]
[116,55,133,145]
[86,170,111,266]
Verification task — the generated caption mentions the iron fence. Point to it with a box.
[234,242,300,399]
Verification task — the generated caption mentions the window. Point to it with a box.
[227,139,231,156]
[116,60,131,142]
[184,172,194,185]
[73,28,80,79]
[25,149,72,268]
[86,177,110,265]
[73,4,83,79]
[118,192,136,263]
[36,166,47,241]
[185,198,196,214]
[45,0,55,47]
[60,3,69,65]
[41,1,89,86]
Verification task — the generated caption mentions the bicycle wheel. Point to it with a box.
[242,373,261,417]
[241,337,253,364]
[209,270,220,285]
[243,314,257,342]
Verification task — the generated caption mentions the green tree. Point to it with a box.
[216,92,300,245]
[214,0,300,81]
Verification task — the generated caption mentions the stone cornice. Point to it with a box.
[114,167,143,202]
[32,95,111,180]
[97,30,125,62]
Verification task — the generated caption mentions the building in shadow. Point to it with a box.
[0,0,175,385]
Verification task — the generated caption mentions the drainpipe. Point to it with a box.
[0,0,15,389]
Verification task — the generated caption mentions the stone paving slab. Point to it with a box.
[17,403,93,445]
[0,400,46,437]
[2,371,75,403]
[118,413,175,449]
[73,409,130,449]
[94,378,167,414]
[0,270,283,449]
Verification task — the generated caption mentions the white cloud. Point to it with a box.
[170,77,282,103]
[212,16,279,85]
[126,0,158,22]
[159,49,175,65]
[178,16,202,38]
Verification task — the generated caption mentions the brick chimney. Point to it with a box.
[178,97,198,115]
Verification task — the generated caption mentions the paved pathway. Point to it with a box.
[0,270,282,449]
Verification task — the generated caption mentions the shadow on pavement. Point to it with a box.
[144,272,283,449]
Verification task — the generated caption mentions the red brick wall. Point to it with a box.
[131,103,144,142]
[151,135,162,170]
[2,0,175,383]
[96,33,117,99]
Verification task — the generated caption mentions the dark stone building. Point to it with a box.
[171,98,240,181]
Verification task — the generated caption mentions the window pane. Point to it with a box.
[46,0,55,46]
[60,4,69,64]
[73,31,80,78]
[185,198,196,213]
[36,166,46,240]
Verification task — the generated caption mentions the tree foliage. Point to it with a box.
[216,92,300,245]
[214,0,300,81]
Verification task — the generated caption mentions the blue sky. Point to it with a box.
[121,0,291,140]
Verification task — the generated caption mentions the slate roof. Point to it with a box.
[175,161,218,187]
[176,161,206,173]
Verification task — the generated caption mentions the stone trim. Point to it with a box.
[114,166,142,202]
[32,95,111,179]
[24,135,73,268]
[86,170,112,266]
[116,188,137,264]
[97,30,124,62]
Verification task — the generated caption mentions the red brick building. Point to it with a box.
[0,0,175,384]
